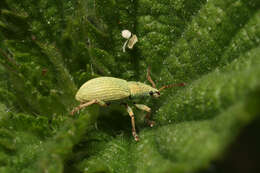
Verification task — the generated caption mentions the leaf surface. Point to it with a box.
[0,0,259,172]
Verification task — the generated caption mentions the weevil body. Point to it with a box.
[75,77,159,102]
[71,68,184,141]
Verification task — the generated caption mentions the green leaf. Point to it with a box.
[0,0,259,172]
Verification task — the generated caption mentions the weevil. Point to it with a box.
[71,67,185,141]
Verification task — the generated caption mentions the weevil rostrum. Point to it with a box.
[71,67,185,141]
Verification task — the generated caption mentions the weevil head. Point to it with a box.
[127,81,185,99]
[127,81,160,98]
[148,90,160,98]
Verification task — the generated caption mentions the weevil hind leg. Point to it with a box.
[134,104,155,127]
[70,99,108,115]
[125,105,139,141]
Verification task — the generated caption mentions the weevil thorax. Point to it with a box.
[127,81,160,98]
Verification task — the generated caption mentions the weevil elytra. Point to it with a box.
[71,67,185,141]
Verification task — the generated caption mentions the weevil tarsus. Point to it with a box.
[126,104,139,141]
[70,99,108,115]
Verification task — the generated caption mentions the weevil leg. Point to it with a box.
[126,105,139,141]
[134,104,155,127]
[70,99,107,115]
[146,66,156,88]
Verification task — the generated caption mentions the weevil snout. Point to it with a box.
[153,91,160,97]
[149,91,160,98]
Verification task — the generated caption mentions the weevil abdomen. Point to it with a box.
[75,77,130,102]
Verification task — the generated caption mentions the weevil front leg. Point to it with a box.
[126,105,139,141]
[70,99,107,115]
[134,104,155,127]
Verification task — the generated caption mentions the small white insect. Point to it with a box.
[121,29,138,52]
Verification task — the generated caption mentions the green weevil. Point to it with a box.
[71,67,184,141]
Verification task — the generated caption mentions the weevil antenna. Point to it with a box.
[158,83,185,92]
[147,67,156,88]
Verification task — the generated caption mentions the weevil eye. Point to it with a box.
[149,91,153,96]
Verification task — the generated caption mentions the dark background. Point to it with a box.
[201,116,260,173]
